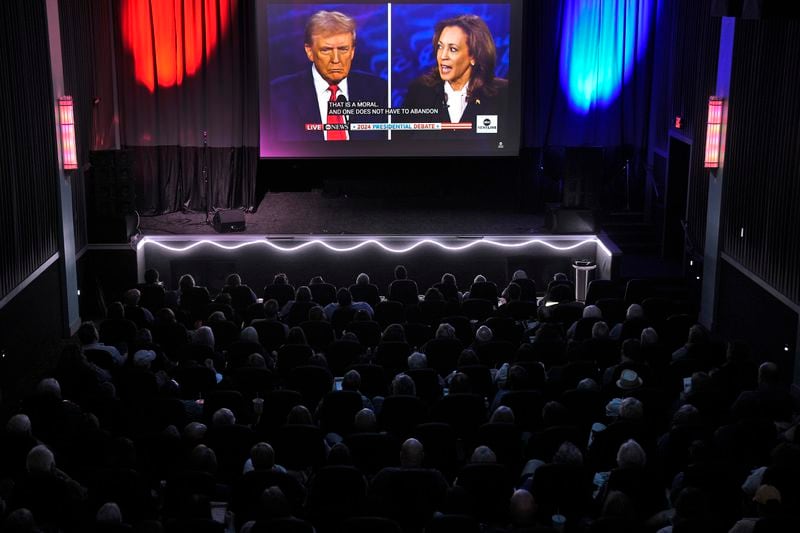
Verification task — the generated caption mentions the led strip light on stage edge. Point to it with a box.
[137,236,613,257]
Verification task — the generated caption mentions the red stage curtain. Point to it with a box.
[114,0,257,213]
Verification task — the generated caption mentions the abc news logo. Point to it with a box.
[476,115,498,134]
[305,124,349,131]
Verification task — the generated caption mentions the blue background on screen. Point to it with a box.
[267,3,388,81]
[391,3,511,108]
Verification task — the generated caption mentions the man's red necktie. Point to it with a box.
[327,84,347,141]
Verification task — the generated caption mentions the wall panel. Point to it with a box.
[0,1,61,304]
[721,19,800,305]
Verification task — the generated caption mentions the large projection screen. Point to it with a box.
[257,0,523,158]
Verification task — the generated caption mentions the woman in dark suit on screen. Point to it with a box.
[401,14,508,134]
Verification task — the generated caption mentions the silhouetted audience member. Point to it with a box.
[0,414,38,480]
[79,322,125,367]
[222,273,257,320]
[349,272,381,308]
[178,274,211,324]
[671,324,710,363]
[263,273,295,308]
[609,304,648,341]
[388,265,419,305]
[281,286,315,327]
[732,361,794,423]
[123,288,154,328]
[10,444,88,531]
[341,369,375,410]
[432,272,462,303]
[138,268,166,313]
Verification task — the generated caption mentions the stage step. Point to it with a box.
[600,211,661,255]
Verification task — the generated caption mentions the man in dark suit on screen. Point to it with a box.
[270,10,387,141]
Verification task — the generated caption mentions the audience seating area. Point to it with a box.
[1,269,799,533]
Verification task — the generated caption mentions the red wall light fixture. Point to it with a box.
[704,96,724,169]
[58,96,78,170]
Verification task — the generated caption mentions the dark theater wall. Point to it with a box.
[0,1,62,303]
[721,18,800,307]
[0,263,65,399]
[665,0,721,254]
[716,258,798,377]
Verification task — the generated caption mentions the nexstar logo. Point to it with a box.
[476,115,498,134]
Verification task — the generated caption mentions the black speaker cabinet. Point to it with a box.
[563,147,604,208]
[213,209,246,233]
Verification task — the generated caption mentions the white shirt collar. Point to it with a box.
[312,67,349,108]
[444,80,469,123]
[311,66,350,139]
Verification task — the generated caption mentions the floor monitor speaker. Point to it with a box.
[213,209,246,233]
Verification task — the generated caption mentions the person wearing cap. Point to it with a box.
[602,338,652,390]
[616,369,643,392]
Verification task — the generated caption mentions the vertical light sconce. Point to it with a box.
[58,96,78,170]
[704,96,723,168]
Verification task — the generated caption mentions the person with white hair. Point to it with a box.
[616,439,647,469]
[566,304,603,340]
[6,413,33,435]
[390,373,416,396]
[192,326,215,348]
[353,408,378,433]
[240,326,259,345]
[434,322,456,339]
[407,351,428,370]
[2,508,38,532]
[95,502,123,525]
[598,439,666,523]
[470,445,498,464]
[123,287,154,326]
[510,269,538,302]
[212,407,236,426]
[15,444,88,528]
[508,488,538,529]
[26,444,55,473]
[609,303,649,341]
[348,272,381,309]
[400,437,424,468]
[464,274,499,303]
[489,405,515,424]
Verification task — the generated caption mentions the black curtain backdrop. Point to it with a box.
[112,0,258,214]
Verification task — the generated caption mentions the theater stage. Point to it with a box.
[138,190,549,236]
[130,191,619,298]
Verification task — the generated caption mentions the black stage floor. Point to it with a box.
[138,190,546,236]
